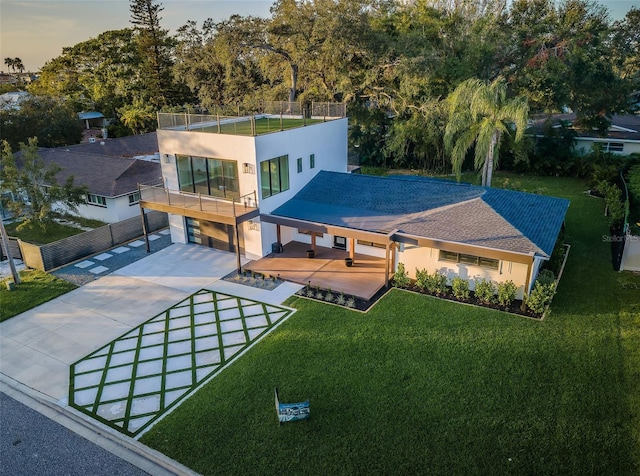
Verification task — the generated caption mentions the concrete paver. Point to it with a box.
[1,243,302,410]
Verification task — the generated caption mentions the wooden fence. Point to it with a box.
[8,211,168,272]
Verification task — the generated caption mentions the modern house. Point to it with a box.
[38,133,162,223]
[143,107,347,260]
[529,113,640,155]
[141,106,569,300]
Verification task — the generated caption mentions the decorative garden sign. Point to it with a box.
[275,387,310,423]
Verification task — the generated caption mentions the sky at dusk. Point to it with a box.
[1,0,638,73]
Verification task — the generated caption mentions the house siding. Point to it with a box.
[398,243,530,299]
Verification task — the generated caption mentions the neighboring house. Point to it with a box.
[141,108,569,299]
[78,111,107,131]
[36,133,162,223]
[529,113,640,155]
[0,90,30,110]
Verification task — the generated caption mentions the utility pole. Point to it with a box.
[0,218,21,285]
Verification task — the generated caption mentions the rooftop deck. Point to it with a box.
[157,102,346,137]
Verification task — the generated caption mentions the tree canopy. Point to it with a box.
[0,138,87,230]
[24,0,639,175]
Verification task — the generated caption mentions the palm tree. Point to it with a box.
[13,57,25,75]
[4,57,15,73]
[444,77,529,187]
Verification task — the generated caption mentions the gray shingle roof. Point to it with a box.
[528,113,640,141]
[270,171,570,257]
[27,133,162,198]
[64,132,160,158]
[37,149,162,198]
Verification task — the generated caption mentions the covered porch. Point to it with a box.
[244,241,389,301]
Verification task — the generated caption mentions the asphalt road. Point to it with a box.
[0,392,149,476]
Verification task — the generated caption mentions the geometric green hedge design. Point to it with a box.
[69,290,292,437]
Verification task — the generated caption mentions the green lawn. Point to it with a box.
[0,270,77,322]
[5,221,90,245]
[200,117,324,136]
[141,172,640,475]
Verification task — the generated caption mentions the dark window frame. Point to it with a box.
[261,155,290,198]
[86,193,107,207]
[438,250,499,270]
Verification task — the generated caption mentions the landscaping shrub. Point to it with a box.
[596,181,625,228]
[496,280,518,308]
[415,268,429,291]
[393,263,411,288]
[544,233,566,276]
[526,281,557,315]
[451,277,470,300]
[536,269,556,286]
[474,278,495,304]
[428,271,448,296]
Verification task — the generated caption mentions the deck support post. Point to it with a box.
[235,223,242,273]
[311,233,317,252]
[385,242,391,287]
[140,207,150,253]
[349,238,355,260]
[276,224,282,245]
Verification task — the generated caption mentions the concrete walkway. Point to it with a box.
[0,243,302,404]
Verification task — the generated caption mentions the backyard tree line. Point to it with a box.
[3,0,639,173]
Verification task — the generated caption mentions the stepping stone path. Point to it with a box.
[69,290,293,437]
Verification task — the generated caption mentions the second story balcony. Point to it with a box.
[139,184,259,225]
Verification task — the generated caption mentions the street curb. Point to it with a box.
[0,373,200,476]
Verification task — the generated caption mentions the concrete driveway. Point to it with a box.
[0,244,301,403]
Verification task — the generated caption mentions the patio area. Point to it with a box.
[244,241,388,301]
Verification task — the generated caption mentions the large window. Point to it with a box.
[128,192,140,205]
[86,194,107,207]
[602,142,624,153]
[261,155,289,198]
[176,155,239,199]
[439,250,499,270]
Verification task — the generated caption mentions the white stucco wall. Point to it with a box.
[397,244,530,299]
[575,138,640,156]
[64,195,140,224]
[621,235,640,272]
[255,118,348,256]
[157,118,348,258]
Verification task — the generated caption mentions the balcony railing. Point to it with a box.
[139,184,259,224]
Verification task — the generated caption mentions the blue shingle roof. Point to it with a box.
[270,171,569,257]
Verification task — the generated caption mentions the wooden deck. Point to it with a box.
[139,186,258,225]
[244,241,388,300]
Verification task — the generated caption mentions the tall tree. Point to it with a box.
[0,138,87,230]
[129,0,175,105]
[611,7,640,99]
[117,99,156,134]
[444,76,529,187]
[29,29,143,114]
[0,96,83,149]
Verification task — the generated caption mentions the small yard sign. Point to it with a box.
[275,387,310,423]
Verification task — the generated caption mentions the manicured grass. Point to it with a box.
[141,173,640,475]
[4,221,86,244]
[0,270,77,322]
[200,117,324,136]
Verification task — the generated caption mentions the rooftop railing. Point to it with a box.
[157,101,346,136]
